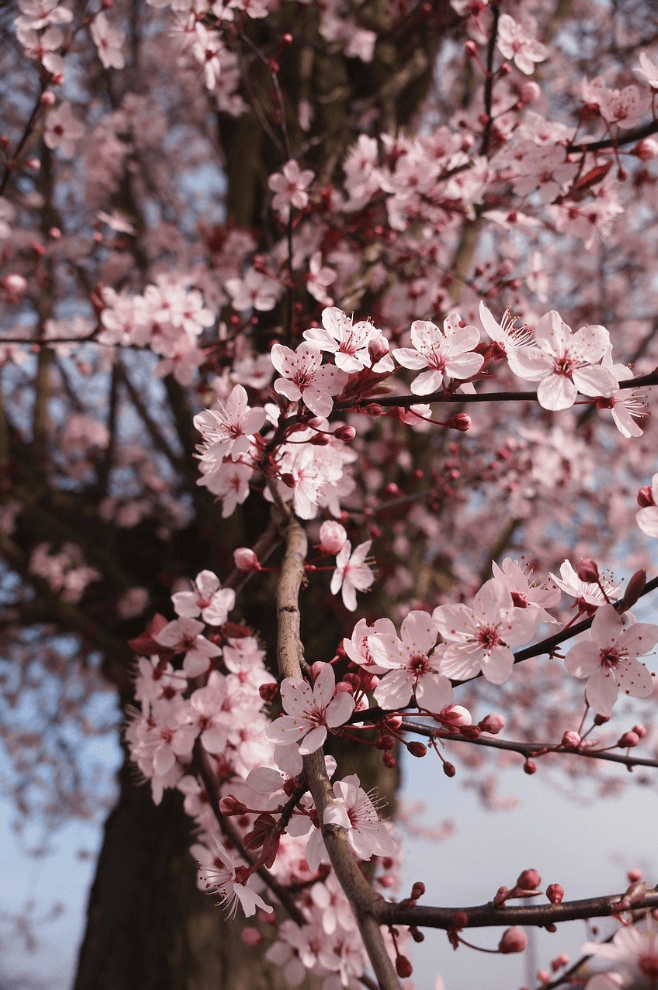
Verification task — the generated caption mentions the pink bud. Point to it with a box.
[628,868,643,882]
[523,759,537,775]
[395,956,413,979]
[561,730,581,748]
[48,227,61,240]
[443,762,456,777]
[25,157,40,172]
[633,724,647,738]
[234,547,260,571]
[310,661,326,683]
[619,731,639,748]
[40,90,56,107]
[499,61,512,76]
[363,403,383,416]
[519,81,540,104]
[621,569,646,610]
[464,40,478,57]
[407,742,427,758]
[411,881,425,899]
[637,485,656,508]
[546,883,564,904]
[478,713,505,734]
[319,520,347,554]
[383,752,396,768]
[551,953,569,971]
[385,714,403,729]
[368,336,390,363]
[333,424,356,441]
[259,682,278,702]
[498,928,527,954]
[576,558,599,583]
[334,680,354,695]
[241,927,263,946]
[445,412,471,432]
[2,274,27,295]
[631,138,658,160]
[460,725,481,740]
[517,869,541,891]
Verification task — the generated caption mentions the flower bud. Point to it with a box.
[523,759,537,774]
[631,138,658,160]
[411,881,425,899]
[383,752,396,768]
[25,157,40,172]
[628,868,643,882]
[464,40,478,58]
[319,520,348,554]
[334,680,354,695]
[410,926,425,943]
[478,713,505,734]
[395,956,413,978]
[519,81,540,104]
[241,927,263,946]
[234,547,261,571]
[637,485,655,508]
[443,761,456,777]
[363,403,383,416]
[376,735,396,751]
[576,558,599,583]
[594,713,610,725]
[561,730,581,749]
[2,274,28,295]
[551,953,569,971]
[460,725,481,740]
[310,661,326,683]
[385,714,403,729]
[499,61,512,76]
[333,424,356,441]
[633,724,647,738]
[546,883,564,904]
[619,731,639,748]
[498,928,527,954]
[517,869,541,890]
[259,682,278,702]
[368,336,390,363]
[621,569,646,611]
[445,412,471,432]
[407,742,427,758]
[40,90,56,107]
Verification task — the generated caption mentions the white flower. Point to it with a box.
[264,663,355,754]
[304,307,384,374]
[497,14,548,75]
[196,838,269,918]
[154,616,222,677]
[271,342,348,418]
[305,773,396,871]
[549,560,620,608]
[194,384,266,461]
[369,610,454,711]
[393,315,483,395]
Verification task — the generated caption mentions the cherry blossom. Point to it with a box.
[392,315,484,395]
[303,307,385,373]
[496,14,548,75]
[319,520,348,555]
[368,610,454,710]
[433,579,540,684]
[271,342,349,417]
[564,605,658,716]
[196,460,253,517]
[154,616,222,676]
[171,569,236,626]
[90,11,125,70]
[581,925,658,984]
[491,557,561,624]
[549,560,621,609]
[194,384,266,461]
[634,52,658,89]
[505,310,618,411]
[264,663,355,755]
[330,539,374,611]
[43,102,84,159]
[196,838,269,918]
[268,160,314,220]
[306,774,396,872]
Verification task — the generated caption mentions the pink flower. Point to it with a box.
[196,460,253,518]
[268,160,314,218]
[264,663,355,754]
[433,579,540,684]
[330,539,374,611]
[44,102,84,159]
[634,52,658,89]
[506,311,618,411]
[393,315,483,395]
[491,557,560,624]
[304,307,386,373]
[271,341,348,418]
[549,560,620,609]
[369,610,454,711]
[196,838,269,918]
[194,384,266,461]
[171,569,236,626]
[154,616,222,676]
[497,14,548,75]
[305,773,396,871]
[90,11,125,70]
[581,925,658,984]
[319,520,348,554]
[564,605,658,716]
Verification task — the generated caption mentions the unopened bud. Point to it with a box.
[234,547,260,571]
[280,472,295,488]
[519,81,540,104]
[48,226,61,240]
[551,953,570,971]
[319,520,347,554]
[632,138,658,161]
[633,724,647,738]
[576,558,599,583]
[464,40,478,58]
[363,403,383,416]
[411,881,425,899]
[334,680,354,695]
[523,759,537,774]
[478,713,505,734]
[309,662,326,683]
[368,336,390,363]
[498,928,527,954]
[241,927,263,946]
[628,868,643,882]
[561,730,581,748]
[410,926,425,943]
[499,61,512,76]
[385,714,403,730]
[40,90,56,107]
[25,157,40,172]
[517,869,541,891]
[259,682,278,702]
[395,956,413,978]
[310,433,330,445]
[637,485,655,508]
[460,725,481,740]
[443,761,456,777]
[333,424,356,441]
[376,735,396,751]
[621,569,646,611]
[546,883,564,904]
[383,752,396,768]
[594,713,610,725]
[407,742,427,758]
[619,731,640,748]
[445,412,471,432]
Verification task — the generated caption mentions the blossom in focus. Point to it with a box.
[264,662,355,754]
[271,342,349,417]
[433,579,540,684]
[491,557,560,624]
[564,605,658,716]
[497,14,548,74]
[505,310,617,411]
[305,773,396,872]
[195,838,269,918]
[330,539,374,611]
[549,560,620,609]
[154,616,222,676]
[194,384,266,461]
[304,307,386,374]
[368,610,454,711]
[171,569,236,626]
[392,314,484,395]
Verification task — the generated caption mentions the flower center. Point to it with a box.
[511,591,528,608]
[553,353,575,378]
[599,647,621,668]
[477,625,502,650]
[408,653,430,675]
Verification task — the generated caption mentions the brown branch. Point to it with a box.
[566,116,658,155]
[380,887,658,930]
[270,485,403,990]
[398,719,658,771]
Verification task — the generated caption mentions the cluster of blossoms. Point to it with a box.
[126,571,405,987]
